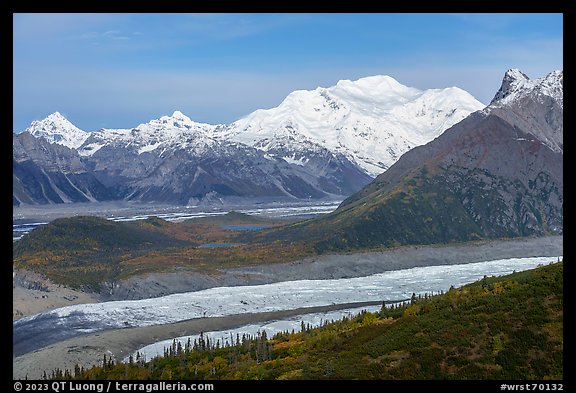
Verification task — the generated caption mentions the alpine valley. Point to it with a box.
[13,69,563,381]
[13,68,563,298]
[13,75,484,206]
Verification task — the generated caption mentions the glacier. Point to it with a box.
[130,305,383,362]
[13,255,561,357]
[129,255,562,361]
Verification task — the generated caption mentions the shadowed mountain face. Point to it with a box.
[13,132,116,205]
[261,69,562,251]
[12,113,374,206]
[13,130,372,206]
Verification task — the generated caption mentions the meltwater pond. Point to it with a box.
[221,225,273,231]
[13,255,561,357]
[198,243,238,248]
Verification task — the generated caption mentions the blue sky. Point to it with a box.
[13,13,563,132]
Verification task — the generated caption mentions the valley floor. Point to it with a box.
[13,270,99,320]
[12,235,562,379]
[103,235,564,300]
[12,301,381,380]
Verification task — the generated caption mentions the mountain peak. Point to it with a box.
[337,74,400,86]
[537,70,563,108]
[169,110,190,120]
[335,75,417,96]
[490,69,530,105]
[490,69,563,108]
[505,68,530,82]
[47,111,66,119]
[25,112,88,149]
[152,110,214,129]
[228,75,484,176]
[154,110,193,124]
[487,69,563,154]
[38,111,75,127]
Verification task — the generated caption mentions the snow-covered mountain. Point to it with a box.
[224,75,485,176]
[24,76,485,178]
[487,69,563,154]
[79,111,225,157]
[490,69,563,109]
[68,111,370,204]
[272,68,563,251]
[25,112,89,150]
[14,74,488,206]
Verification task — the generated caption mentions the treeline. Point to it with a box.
[51,261,562,380]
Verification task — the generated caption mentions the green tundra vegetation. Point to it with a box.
[255,166,558,253]
[13,213,311,291]
[51,262,562,380]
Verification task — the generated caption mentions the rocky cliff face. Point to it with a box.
[489,69,563,154]
[13,132,115,205]
[14,111,373,206]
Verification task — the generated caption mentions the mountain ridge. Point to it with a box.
[15,74,485,206]
[26,112,88,150]
[258,68,563,251]
[223,75,484,176]
[16,70,560,209]
[20,74,485,177]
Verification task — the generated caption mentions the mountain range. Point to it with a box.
[261,69,563,251]
[13,68,563,295]
[13,75,484,206]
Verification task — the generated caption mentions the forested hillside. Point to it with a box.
[51,262,562,380]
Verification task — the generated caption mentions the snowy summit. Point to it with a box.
[490,69,563,108]
[21,74,486,177]
[78,111,224,156]
[225,75,485,176]
[25,112,88,150]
